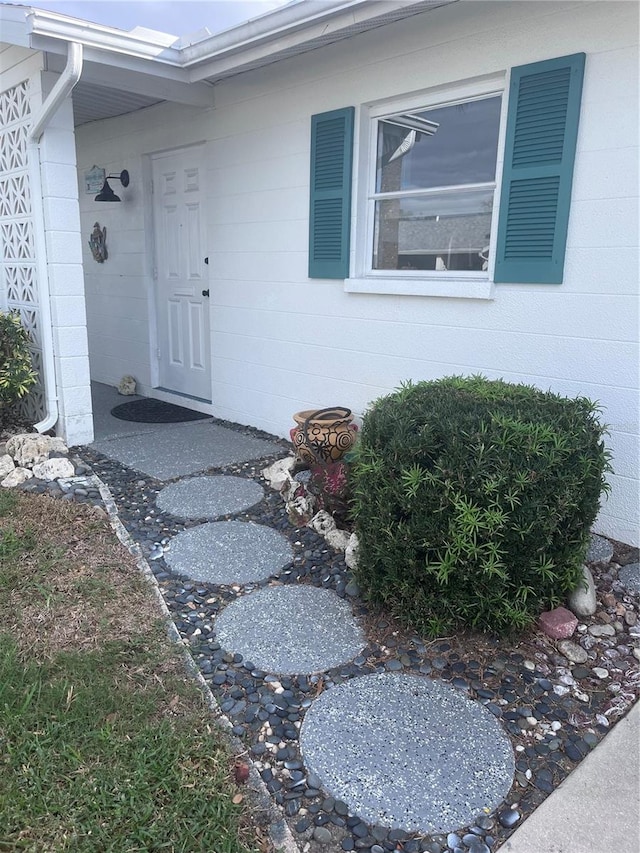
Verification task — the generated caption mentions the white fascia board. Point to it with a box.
[26,7,183,65]
[0,3,31,47]
[183,0,449,81]
[3,0,451,89]
[44,49,214,106]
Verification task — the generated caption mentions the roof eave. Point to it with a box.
[183,0,454,81]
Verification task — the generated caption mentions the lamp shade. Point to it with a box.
[95,179,120,202]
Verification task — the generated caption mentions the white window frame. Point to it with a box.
[346,73,508,299]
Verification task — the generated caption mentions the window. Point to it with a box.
[371,96,501,275]
[309,54,586,292]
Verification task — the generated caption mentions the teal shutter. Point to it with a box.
[494,53,585,284]
[309,107,354,279]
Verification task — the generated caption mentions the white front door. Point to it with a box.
[151,145,211,401]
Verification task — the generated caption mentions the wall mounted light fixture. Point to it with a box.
[95,169,130,202]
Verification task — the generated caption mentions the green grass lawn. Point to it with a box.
[0,489,262,853]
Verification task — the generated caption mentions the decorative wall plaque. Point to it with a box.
[84,165,105,193]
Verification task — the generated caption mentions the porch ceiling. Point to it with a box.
[72,81,162,126]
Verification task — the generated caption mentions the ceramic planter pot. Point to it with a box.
[290,407,358,464]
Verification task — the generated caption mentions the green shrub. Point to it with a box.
[351,375,611,635]
[0,311,37,409]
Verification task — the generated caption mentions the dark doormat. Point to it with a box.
[110,398,210,423]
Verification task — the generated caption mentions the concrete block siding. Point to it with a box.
[75,1,639,545]
[39,71,92,446]
[0,51,92,446]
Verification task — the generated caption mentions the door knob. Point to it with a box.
[204,257,209,264]
[202,289,210,297]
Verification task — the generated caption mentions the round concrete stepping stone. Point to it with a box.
[586,534,614,563]
[619,562,640,594]
[214,585,366,674]
[156,475,263,519]
[300,673,514,834]
[164,521,292,585]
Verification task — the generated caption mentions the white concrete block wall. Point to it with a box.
[75,1,639,544]
[0,49,92,446]
[39,73,93,446]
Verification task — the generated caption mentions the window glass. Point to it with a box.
[373,189,493,272]
[375,96,502,193]
[372,94,501,273]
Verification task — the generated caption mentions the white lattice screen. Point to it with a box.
[0,80,46,423]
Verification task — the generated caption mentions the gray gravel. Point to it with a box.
[156,475,264,519]
[214,585,367,674]
[300,672,514,834]
[164,520,293,585]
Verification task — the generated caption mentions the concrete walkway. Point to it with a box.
[88,390,640,852]
[503,701,640,853]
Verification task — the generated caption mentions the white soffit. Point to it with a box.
[71,81,162,125]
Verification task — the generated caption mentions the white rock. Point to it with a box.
[117,374,137,395]
[593,667,609,680]
[6,433,68,467]
[309,510,337,536]
[326,528,351,552]
[1,467,33,488]
[262,456,296,490]
[553,684,570,696]
[31,458,75,481]
[0,454,15,478]
[286,493,316,524]
[345,532,360,570]
[567,565,597,617]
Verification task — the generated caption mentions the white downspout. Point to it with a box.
[27,41,83,434]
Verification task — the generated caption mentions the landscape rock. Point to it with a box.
[262,456,296,490]
[1,466,33,488]
[31,458,76,481]
[326,528,351,551]
[588,623,616,638]
[117,375,137,395]
[0,454,15,478]
[586,533,614,564]
[557,639,588,664]
[286,492,316,527]
[539,607,578,639]
[6,433,68,467]
[619,563,640,594]
[345,532,360,570]
[309,510,337,536]
[567,565,597,617]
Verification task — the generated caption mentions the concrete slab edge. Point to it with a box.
[83,472,301,853]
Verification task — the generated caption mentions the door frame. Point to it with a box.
[145,141,214,413]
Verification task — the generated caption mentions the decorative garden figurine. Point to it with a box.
[89,222,107,263]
